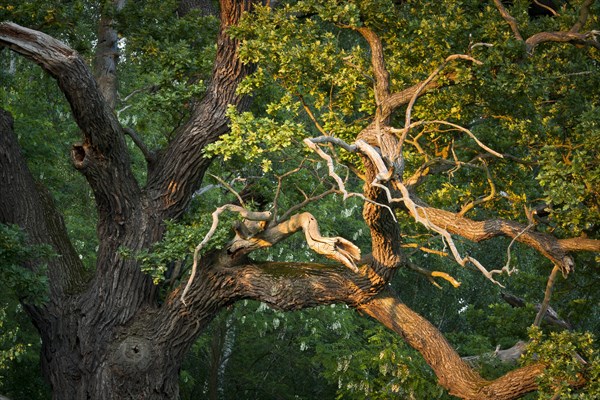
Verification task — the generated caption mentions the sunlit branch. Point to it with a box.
[405,261,461,289]
[303,137,396,219]
[534,0,559,16]
[393,180,505,286]
[525,30,600,53]
[392,120,503,159]
[401,242,449,258]
[398,55,482,150]
[297,95,328,136]
[558,237,600,252]
[229,211,362,274]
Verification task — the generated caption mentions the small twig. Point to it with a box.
[208,174,246,207]
[391,120,503,159]
[533,265,561,327]
[503,221,535,275]
[458,160,497,216]
[406,261,461,288]
[279,187,338,222]
[401,243,449,258]
[399,55,482,149]
[272,162,306,222]
[298,95,328,136]
[533,0,559,16]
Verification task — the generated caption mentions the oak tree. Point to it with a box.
[1,0,599,399]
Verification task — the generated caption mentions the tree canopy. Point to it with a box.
[0,0,599,399]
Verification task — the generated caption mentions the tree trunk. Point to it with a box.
[0,1,255,398]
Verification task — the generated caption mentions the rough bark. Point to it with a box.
[412,206,576,274]
[494,0,600,53]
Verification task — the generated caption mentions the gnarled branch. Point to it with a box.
[360,291,546,400]
[0,22,140,227]
[413,206,576,275]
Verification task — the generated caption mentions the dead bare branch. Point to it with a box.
[182,205,272,304]
[303,137,397,220]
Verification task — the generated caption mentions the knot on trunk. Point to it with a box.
[112,336,153,374]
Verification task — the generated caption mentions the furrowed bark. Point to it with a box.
[493,0,600,53]
[145,0,255,220]
[0,22,141,243]
[0,1,257,397]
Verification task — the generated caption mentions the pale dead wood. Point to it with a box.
[182,205,272,304]
[501,292,571,330]
[303,137,397,220]
[463,341,527,367]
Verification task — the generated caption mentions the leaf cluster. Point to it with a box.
[524,326,600,399]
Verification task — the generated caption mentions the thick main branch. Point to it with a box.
[361,291,545,400]
[0,109,87,301]
[145,0,255,220]
[0,22,140,228]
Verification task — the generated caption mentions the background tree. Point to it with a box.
[0,0,599,399]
